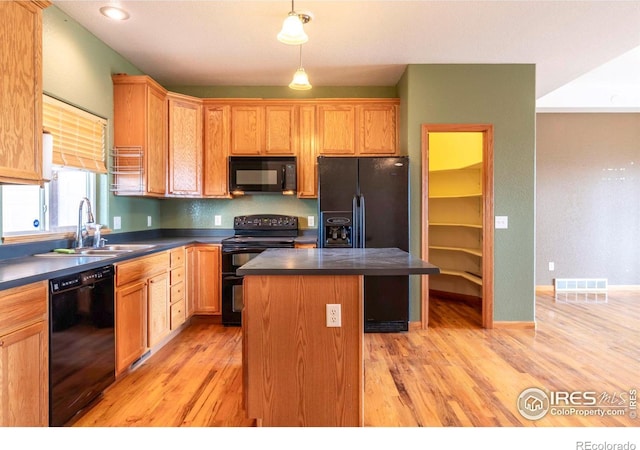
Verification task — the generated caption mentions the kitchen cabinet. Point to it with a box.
[0,280,48,427]
[296,105,317,198]
[191,245,221,315]
[202,103,231,197]
[112,75,167,196]
[167,93,203,196]
[115,251,170,374]
[428,161,484,299]
[0,1,49,185]
[169,247,186,330]
[185,246,196,319]
[316,104,356,155]
[317,101,399,156]
[229,103,296,156]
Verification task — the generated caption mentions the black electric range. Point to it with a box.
[220,214,298,325]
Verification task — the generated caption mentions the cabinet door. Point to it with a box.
[264,105,296,155]
[147,271,170,347]
[146,85,167,194]
[316,105,356,155]
[297,105,317,198]
[357,103,398,155]
[185,246,197,319]
[195,246,221,314]
[0,1,44,184]
[230,106,263,155]
[203,104,231,197]
[0,321,48,426]
[115,281,147,375]
[168,96,203,196]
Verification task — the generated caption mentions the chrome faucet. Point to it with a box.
[76,197,95,249]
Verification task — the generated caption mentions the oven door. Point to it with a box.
[221,248,264,326]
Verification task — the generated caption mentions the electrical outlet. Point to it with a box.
[308,215,315,227]
[326,304,341,327]
[214,215,222,226]
[147,216,152,227]
[113,216,121,230]
[549,262,555,271]
[495,216,509,229]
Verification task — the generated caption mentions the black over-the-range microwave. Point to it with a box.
[229,156,297,195]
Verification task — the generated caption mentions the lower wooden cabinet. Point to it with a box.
[115,280,147,374]
[189,245,221,315]
[0,280,48,427]
[115,251,170,375]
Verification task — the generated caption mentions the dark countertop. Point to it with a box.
[0,232,320,291]
[0,237,223,291]
[236,248,440,276]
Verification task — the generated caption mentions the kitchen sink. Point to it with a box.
[33,244,156,258]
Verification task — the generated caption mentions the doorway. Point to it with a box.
[420,124,494,328]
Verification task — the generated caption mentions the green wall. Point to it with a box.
[399,64,536,322]
[42,6,161,232]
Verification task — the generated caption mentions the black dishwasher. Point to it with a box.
[49,264,115,426]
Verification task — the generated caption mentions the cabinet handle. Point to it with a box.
[0,340,4,347]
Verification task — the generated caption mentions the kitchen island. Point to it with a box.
[237,247,440,427]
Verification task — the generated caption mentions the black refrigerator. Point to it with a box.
[317,156,409,332]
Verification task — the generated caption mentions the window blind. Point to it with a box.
[42,95,107,173]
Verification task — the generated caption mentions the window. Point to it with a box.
[1,96,105,239]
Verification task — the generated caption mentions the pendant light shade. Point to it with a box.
[289,68,312,90]
[278,13,308,45]
[277,1,311,45]
[289,45,312,90]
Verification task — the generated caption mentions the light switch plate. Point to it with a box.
[147,216,152,227]
[214,215,222,226]
[113,216,121,230]
[308,215,315,227]
[495,216,509,229]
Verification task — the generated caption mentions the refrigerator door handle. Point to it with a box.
[360,194,366,248]
[352,195,359,248]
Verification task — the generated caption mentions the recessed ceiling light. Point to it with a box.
[99,6,130,21]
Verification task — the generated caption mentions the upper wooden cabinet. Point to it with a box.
[203,102,231,197]
[0,1,49,185]
[112,75,168,196]
[229,103,296,156]
[317,101,399,156]
[167,93,203,197]
[297,105,317,198]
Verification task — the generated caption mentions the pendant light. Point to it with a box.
[289,45,312,90]
[277,0,311,45]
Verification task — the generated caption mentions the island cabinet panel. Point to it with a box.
[203,103,231,198]
[243,275,363,427]
[0,280,48,426]
[167,93,203,196]
[0,1,48,185]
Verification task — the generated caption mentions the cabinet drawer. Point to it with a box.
[170,266,185,285]
[170,282,184,304]
[116,251,170,287]
[170,247,185,267]
[170,299,186,330]
[0,281,47,336]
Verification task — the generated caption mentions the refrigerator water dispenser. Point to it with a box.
[321,212,353,248]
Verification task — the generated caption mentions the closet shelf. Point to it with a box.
[429,246,482,257]
[429,192,482,199]
[438,269,483,286]
[429,222,482,229]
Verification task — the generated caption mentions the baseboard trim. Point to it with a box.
[493,321,536,329]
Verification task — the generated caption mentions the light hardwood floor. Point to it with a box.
[74,288,639,427]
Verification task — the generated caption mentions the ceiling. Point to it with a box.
[53,1,640,105]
